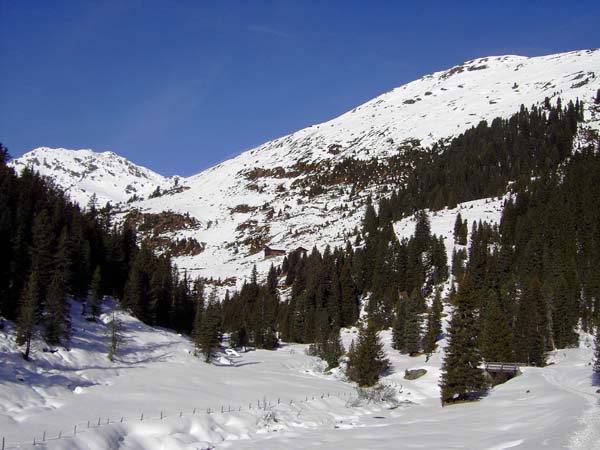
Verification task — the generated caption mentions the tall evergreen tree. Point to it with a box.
[107,309,122,362]
[594,325,600,376]
[480,290,514,362]
[191,284,205,350]
[423,290,443,357]
[198,290,222,362]
[403,290,423,355]
[44,271,70,345]
[392,296,407,351]
[89,265,103,319]
[16,271,39,360]
[514,278,547,366]
[346,321,390,387]
[440,275,487,404]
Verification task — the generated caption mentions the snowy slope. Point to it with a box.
[10,49,600,284]
[8,147,181,206]
[1,300,598,449]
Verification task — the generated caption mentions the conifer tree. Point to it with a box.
[414,210,432,254]
[346,321,389,386]
[514,278,547,366]
[440,275,486,404]
[191,285,204,350]
[89,265,103,319]
[340,261,359,326]
[392,297,407,351]
[107,309,122,362]
[403,290,423,355]
[16,271,39,360]
[363,197,378,237]
[198,290,222,362]
[324,327,345,369]
[480,290,514,362]
[454,213,468,246]
[423,290,443,357]
[594,325,600,376]
[44,271,69,345]
[30,211,54,293]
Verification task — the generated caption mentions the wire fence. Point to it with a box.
[2,390,357,450]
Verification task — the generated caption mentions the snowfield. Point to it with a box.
[1,299,598,450]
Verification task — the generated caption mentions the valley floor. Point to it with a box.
[0,300,598,450]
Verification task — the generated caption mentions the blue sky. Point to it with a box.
[1,0,599,176]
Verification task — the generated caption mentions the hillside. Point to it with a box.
[10,49,600,285]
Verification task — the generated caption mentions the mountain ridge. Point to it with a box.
[9,48,600,285]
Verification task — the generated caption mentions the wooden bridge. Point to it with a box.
[483,362,522,374]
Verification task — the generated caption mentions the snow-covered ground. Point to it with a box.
[1,299,598,450]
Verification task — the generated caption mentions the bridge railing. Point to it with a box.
[483,362,523,372]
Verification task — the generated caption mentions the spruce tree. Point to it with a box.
[423,290,443,357]
[340,261,359,326]
[514,278,547,366]
[107,309,122,362]
[403,290,422,355]
[440,275,487,404]
[198,290,222,362]
[480,290,514,362]
[363,197,378,237]
[324,327,345,369]
[414,210,432,254]
[392,296,407,351]
[89,265,103,319]
[346,322,389,386]
[191,280,205,341]
[44,271,69,345]
[16,271,39,360]
[594,325,600,376]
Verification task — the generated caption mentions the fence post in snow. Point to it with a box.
[87,420,90,429]
[42,431,46,442]
[98,417,101,426]
[140,412,144,421]
[1,436,4,450]
[193,408,196,415]
[161,411,163,420]
[120,416,124,423]
[74,425,77,436]
[179,411,182,418]
[58,431,62,439]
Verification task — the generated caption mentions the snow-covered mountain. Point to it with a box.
[9,147,183,206]
[10,49,600,284]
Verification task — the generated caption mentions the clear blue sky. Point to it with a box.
[1,0,599,176]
